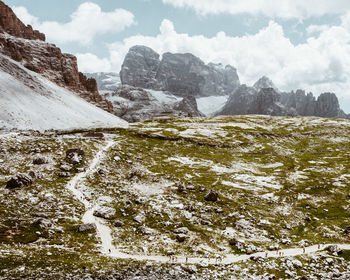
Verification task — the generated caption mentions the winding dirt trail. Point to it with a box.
[66,139,350,265]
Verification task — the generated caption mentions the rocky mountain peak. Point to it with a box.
[120,45,240,97]
[0,1,45,41]
[253,76,276,91]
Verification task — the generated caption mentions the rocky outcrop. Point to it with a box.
[0,1,45,41]
[315,92,347,118]
[173,96,204,117]
[0,1,113,113]
[120,46,161,89]
[103,85,203,122]
[120,45,240,97]
[217,77,348,118]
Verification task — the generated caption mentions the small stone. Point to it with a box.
[33,156,47,165]
[58,172,71,178]
[174,227,189,235]
[60,164,72,172]
[229,238,238,246]
[176,234,186,242]
[133,213,146,224]
[204,190,219,202]
[114,220,125,227]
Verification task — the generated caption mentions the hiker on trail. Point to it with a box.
[303,247,305,253]
[109,249,111,253]
[265,252,268,258]
[186,257,188,264]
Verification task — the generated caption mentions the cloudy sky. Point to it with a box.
[6,0,350,111]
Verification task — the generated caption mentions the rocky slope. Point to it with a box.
[0,53,127,130]
[120,45,240,97]
[0,1,113,113]
[102,85,203,122]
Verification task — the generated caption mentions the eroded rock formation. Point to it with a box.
[0,1,113,113]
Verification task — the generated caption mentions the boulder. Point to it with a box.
[174,227,189,235]
[93,207,116,220]
[344,226,350,235]
[6,173,33,189]
[114,220,125,227]
[204,190,219,202]
[133,213,146,224]
[33,156,47,165]
[59,164,72,172]
[66,149,85,165]
[176,234,187,243]
[78,223,97,232]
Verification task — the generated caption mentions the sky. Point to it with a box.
[5,0,350,112]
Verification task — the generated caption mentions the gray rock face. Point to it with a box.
[217,77,348,118]
[104,85,203,122]
[253,76,277,91]
[173,96,204,117]
[120,45,240,97]
[315,92,347,118]
[120,45,160,89]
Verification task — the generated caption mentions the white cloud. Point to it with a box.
[103,17,350,111]
[12,2,135,45]
[163,0,350,19]
[76,53,112,72]
[306,25,331,35]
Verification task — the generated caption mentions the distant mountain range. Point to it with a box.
[85,45,349,121]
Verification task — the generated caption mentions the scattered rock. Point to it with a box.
[78,223,97,232]
[176,234,186,243]
[114,220,125,227]
[6,173,33,189]
[83,132,104,139]
[344,226,350,235]
[66,149,85,165]
[174,227,189,235]
[181,264,197,274]
[229,238,238,246]
[133,213,146,224]
[33,156,47,165]
[93,207,116,220]
[33,218,52,229]
[60,164,72,172]
[58,172,71,178]
[204,190,218,202]
[139,226,154,235]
